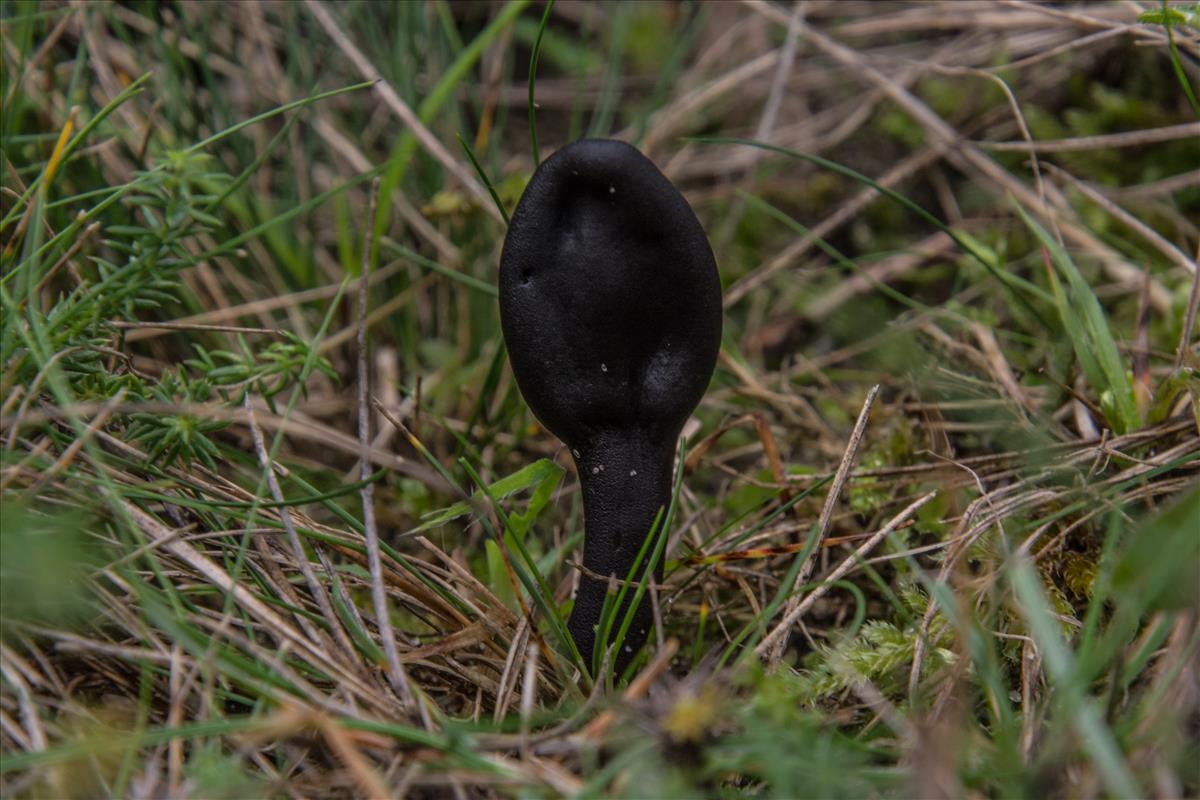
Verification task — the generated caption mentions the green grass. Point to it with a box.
[2,1,1199,797]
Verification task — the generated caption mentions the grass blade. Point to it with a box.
[528,0,554,167]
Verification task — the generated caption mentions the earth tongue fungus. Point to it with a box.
[499,139,722,674]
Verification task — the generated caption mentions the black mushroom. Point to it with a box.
[498,139,722,672]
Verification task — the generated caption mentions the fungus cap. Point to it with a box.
[499,139,722,450]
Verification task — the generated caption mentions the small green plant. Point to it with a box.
[1138,3,1200,26]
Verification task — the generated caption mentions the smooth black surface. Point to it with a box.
[499,139,722,673]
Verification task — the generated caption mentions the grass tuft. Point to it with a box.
[2,2,1198,797]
